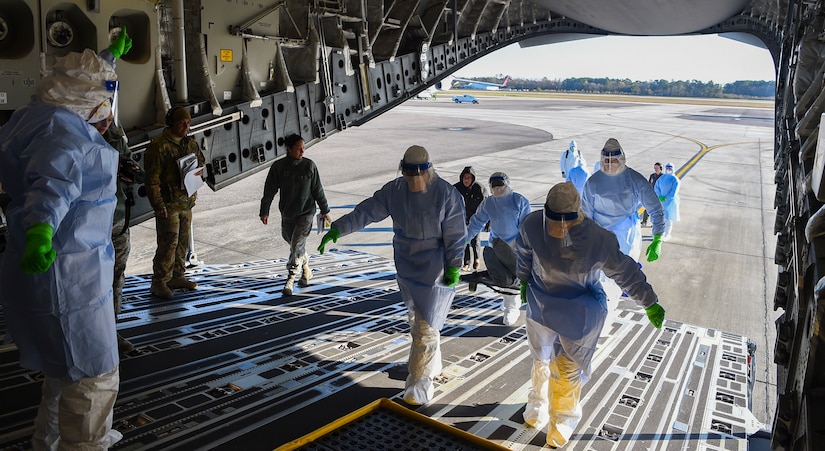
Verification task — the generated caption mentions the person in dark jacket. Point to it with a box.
[642,162,662,226]
[260,134,332,296]
[454,166,486,271]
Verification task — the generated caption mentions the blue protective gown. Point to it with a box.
[466,191,531,244]
[581,167,664,259]
[0,103,119,381]
[566,165,590,194]
[516,213,658,374]
[654,173,680,221]
[332,175,466,329]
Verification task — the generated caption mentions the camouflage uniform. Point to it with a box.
[144,129,204,285]
[105,127,131,313]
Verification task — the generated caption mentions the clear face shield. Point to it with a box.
[105,80,120,127]
[489,175,510,197]
[601,149,626,175]
[665,164,674,174]
[543,207,579,247]
[399,160,433,192]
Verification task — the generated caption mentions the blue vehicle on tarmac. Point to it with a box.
[452,94,479,104]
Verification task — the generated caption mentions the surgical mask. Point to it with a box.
[491,185,508,197]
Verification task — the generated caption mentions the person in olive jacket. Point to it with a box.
[260,134,331,296]
[144,107,205,299]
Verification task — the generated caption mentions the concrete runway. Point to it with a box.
[125,94,779,427]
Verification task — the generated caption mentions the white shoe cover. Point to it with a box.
[547,415,580,448]
[502,294,521,325]
[524,359,551,428]
[403,376,434,405]
[503,308,520,325]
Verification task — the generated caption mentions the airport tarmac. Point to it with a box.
[122,94,779,439]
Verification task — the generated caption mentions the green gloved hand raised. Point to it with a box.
[317,227,340,254]
[658,195,667,202]
[645,234,663,262]
[442,267,460,287]
[21,223,56,274]
[520,280,528,304]
[645,303,665,328]
[108,26,132,59]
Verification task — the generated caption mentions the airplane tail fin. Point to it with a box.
[502,76,511,86]
[435,75,455,90]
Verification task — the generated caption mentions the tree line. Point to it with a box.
[474,76,775,99]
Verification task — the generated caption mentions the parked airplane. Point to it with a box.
[434,75,511,91]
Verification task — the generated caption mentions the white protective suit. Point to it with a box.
[331,146,466,405]
[654,163,681,241]
[559,140,586,178]
[516,182,660,447]
[0,49,121,449]
[581,139,664,260]
[466,173,531,325]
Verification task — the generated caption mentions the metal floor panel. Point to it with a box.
[0,250,757,450]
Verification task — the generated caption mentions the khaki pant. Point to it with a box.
[152,208,192,283]
[111,219,130,314]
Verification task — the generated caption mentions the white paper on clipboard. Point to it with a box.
[177,154,204,196]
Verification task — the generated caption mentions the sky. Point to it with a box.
[455,34,776,84]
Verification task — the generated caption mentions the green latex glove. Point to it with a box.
[442,267,460,287]
[317,227,340,254]
[645,303,665,328]
[108,26,132,59]
[658,195,667,202]
[645,234,663,262]
[21,223,56,274]
[520,280,528,304]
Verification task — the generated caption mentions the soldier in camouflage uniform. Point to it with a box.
[144,107,205,299]
[95,117,138,353]
[260,134,331,296]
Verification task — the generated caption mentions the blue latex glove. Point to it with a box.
[317,227,340,254]
[21,223,56,274]
[108,26,132,59]
[645,234,663,262]
[520,280,528,304]
[645,303,665,328]
[658,195,667,202]
[442,267,460,287]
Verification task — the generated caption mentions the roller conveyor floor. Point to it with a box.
[0,250,759,450]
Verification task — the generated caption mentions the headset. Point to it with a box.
[165,106,186,127]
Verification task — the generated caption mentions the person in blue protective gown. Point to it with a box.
[317,145,466,405]
[516,181,665,448]
[654,162,681,241]
[466,172,531,325]
[0,33,132,450]
[582,138,666,262]
[565,163,590,195]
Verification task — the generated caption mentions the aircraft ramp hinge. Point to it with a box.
[252,144,266,163]
[314,120,327,139]
[212,157,229,175]
[336,114,347,131]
